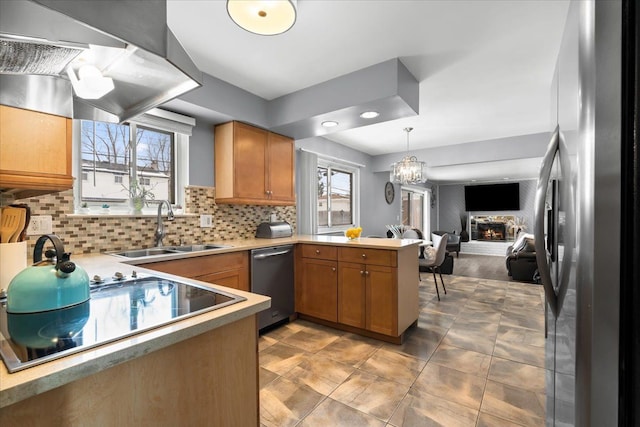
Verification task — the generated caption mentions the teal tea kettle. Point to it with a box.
[7,235,90,313]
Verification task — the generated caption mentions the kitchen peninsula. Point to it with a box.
[0,236,419,425]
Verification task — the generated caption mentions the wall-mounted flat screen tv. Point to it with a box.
[464,183,520,211]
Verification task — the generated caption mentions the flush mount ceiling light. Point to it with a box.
[390,127,427,185]
[360,111,380,119]
[321,120,339,128]
[227,0,297,36]
[66,64,114,99]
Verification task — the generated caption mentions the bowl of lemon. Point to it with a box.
[345,226,362,240]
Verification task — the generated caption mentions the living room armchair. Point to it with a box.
[432,230,461,257]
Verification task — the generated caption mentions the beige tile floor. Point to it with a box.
[259,274,546,427]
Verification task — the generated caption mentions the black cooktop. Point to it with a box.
[0,275,245,373]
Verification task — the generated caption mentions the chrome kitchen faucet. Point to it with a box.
[154,200,175,247]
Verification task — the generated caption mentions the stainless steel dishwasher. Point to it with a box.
[250,245,294,331]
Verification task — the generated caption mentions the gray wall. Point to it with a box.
[370,172,400,236]
[436,179,536,235]
[188,118,215,187]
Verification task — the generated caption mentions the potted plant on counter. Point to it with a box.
[124,179,155,214]
[78,202,90,214]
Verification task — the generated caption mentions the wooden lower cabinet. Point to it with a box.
[0,316,259,426]
[338,262,397,336]
[337,262,366,328]
[297,243,418,343]
[297,258,338,322]
[366,264,397,336]
[142,251,249,291]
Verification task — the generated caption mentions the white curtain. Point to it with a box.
[296,149,318,234]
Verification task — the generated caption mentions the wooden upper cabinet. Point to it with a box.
[0,105,74,198]
[214,121,295,205]
[267,131,295,203]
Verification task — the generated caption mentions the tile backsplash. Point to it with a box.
[1,186,296,255]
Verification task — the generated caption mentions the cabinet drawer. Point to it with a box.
[301,244,337,260]
[338,247,396,267]
[143,251,248,277]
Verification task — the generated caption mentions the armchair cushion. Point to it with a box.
[423,246,437,263]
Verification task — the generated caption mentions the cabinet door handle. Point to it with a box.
[360,270,364,275]
[332,267,336,272]
[316,249,320,254]
[365,271,369,276]
[361,254,366,258]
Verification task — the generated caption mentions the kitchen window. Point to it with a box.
[317,160,359,233]
[73,109,194,213]
[79,121,174,203]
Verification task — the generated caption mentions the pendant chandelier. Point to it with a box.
[390,127,427,184]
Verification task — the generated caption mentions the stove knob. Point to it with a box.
[93,275,103,283]
[131,270,137,278]
[114,272,124,280]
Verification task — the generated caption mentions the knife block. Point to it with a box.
[0,241,27,290]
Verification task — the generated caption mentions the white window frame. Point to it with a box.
[316,158,360,234]
[73,109,193,213]
[401,185,430,236]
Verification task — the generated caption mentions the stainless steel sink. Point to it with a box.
[170,244,231,252]
[116,248,179,258]
[112,244,232,258]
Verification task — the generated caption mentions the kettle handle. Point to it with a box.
[33,235,74,273]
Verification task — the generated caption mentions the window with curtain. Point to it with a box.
[316,159,359,233]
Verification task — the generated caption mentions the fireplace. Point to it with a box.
[477,222,507,241]
[469,215,519,241]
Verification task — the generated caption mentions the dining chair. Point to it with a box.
[419,233,449,300]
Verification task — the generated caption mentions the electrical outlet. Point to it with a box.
[27,215,53,235]
[199,214,213,228]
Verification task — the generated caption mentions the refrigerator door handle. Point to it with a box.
[534,125,560,316]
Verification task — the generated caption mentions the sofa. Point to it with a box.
[432,230,461,257]
[505,233,539,282]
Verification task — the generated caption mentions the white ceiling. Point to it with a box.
[166,0,569,179]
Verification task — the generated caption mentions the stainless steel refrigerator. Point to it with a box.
[534,1,639,425]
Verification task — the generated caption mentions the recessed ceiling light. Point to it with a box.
[321,120,339,128]
[360,111,379,119]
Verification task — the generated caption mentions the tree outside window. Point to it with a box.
[80,121,174,204]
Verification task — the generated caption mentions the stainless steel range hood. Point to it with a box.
[0,0,202,122]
